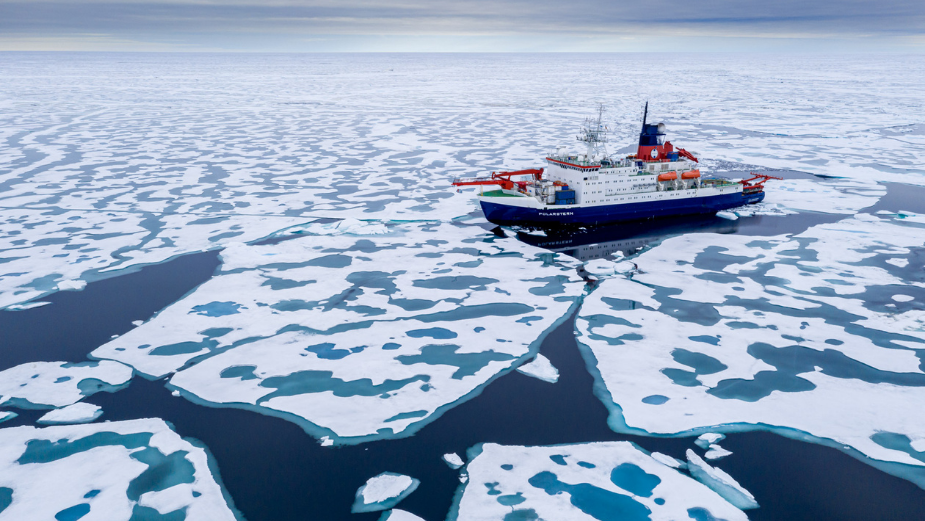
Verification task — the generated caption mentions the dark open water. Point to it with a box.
[3,182,925,520]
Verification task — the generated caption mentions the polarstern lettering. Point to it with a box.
[538,211,574,216]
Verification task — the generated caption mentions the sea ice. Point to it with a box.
[443,453,465,469]
[695,433,725,450]
[0,412,17,424]
[91,222,583,443]
[352,472,420,513]
[516,354,559,383]
[686,450,758,510]
[451,442,746,521]
[0,418,238,520]
[649,452,685,469]
[716,211,738,221]
[704,445,733,461]
[379,508,426,521]
[36,403,103,425]
[0,361,133,409]
[576,213,925,482]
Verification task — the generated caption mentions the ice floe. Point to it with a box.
[91,222,583,443]
[0,361,133,409]
[0,418,238,520]
[36,403,103,425]
[695,433,725,450]
[352,472,419,513]
[380,508,426,521]
[704,445,733,461]
[686,450,758,510]
[0,412,17,424]
[576,213,925,483]
[451,442,746,521]
[443,453,465,470]
[516,354,559,383]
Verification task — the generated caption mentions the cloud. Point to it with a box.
[0,0,922,51]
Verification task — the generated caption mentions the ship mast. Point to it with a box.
[577,103,609,161]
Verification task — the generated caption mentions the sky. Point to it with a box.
[0,0,923,52]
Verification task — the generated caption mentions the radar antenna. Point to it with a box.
[577,103,609,160]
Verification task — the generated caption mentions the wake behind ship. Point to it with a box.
[454,104,778,227]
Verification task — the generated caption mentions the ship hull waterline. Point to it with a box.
[479,190,764,227]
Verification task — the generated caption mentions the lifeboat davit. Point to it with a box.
[681,170,701,179]
[657,172,677,182]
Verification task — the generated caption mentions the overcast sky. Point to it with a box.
[1,0,923,52]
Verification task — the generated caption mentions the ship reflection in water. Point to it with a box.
[515,213,739,262]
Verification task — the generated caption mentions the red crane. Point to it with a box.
[740,173,783,193]
[452,168,544,192]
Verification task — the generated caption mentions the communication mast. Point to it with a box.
[577,104,609,160]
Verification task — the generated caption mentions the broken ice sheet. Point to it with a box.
[0,361,133,409]
[352,472,420,513]
[576,214,925,484]
[92,223,583,443]
[451,442,746,521]
[0,418,238,520]
[36,403,103,425]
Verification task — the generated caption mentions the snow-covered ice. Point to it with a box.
[0,361,133,409]
[695,433,725,449]
[352,472,420,513]
[379,509,426,521]
[0,412,17,424]
[576,213,925,483]
[451,442,746,521]
[36,403,103,425]
[516,354,560,383]
[443,453,465,470]
[91,222,583,443]
[686,450,758,510]
[0,418,238,520]
[704,445,733,461]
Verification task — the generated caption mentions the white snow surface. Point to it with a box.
[381,509,426,521]
[360,473,417,505]
[37,402,103,425]
[443,453,465,469]
[0,418,237,521]
[686,450,758,510]
[91,222,582,442]
[649,452,685,469]
[453,442,746,521]
[577,213,925,470]
[4,53,923,310]
[516,354,560,383]
[704,445,733,460]
[0,361,133,408]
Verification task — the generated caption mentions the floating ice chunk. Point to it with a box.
[93,223,582,443]
[886,258,910,268]
[5,301,51,311]
[0,419,237,521]
[705,444,733,460]
[132,320,144,326]
[686,450,758,510]
[716,211,738,221]
[443,453,465,469]
[352,472,420,513]
[453,442,746,521]
[0,411,17,423]
[892,294,914,302]
[650,452,685,469]
[37,402,103,425]
[320,436,334,447]
[516,354,559,384]
[56,279,87,291]
[695,433,726,449]
[379,509,426,521]
[0,361,133,409]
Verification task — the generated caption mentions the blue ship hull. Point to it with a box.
[480,190,764,227]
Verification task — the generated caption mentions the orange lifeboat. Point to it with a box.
[657,172,677,182]
[681,169,701,180]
